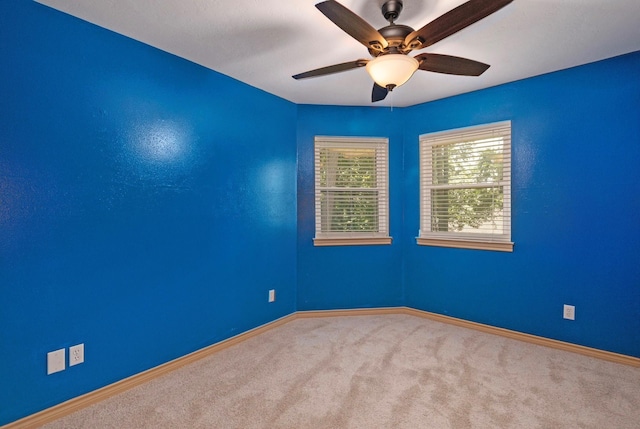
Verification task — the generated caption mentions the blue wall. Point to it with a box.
[403,52,640,357]
[296,106,405,310]
[2,0,639,425]
[0,1,297,425]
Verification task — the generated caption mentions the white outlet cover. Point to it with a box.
[69,343,84,366]
[563,304,576,320]
[47,348,66,374]
[268,289,275,303]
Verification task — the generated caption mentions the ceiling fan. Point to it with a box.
[293,0,513,102]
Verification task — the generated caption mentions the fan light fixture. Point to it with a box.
[293,0,512,102]
[365,54,419,90]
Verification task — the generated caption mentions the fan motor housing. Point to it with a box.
[379,24,413,42]
[375,24,414,54]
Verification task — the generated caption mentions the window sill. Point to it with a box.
[416,237,513,252]
[314,237,393,247]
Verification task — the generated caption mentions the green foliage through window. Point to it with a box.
[319,148,379,232]
[431,138,505,232]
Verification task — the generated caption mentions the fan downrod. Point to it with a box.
[382,0,403,24]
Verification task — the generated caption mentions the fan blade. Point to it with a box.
[292,60,368,80]
[316,1,388,51]
[405,0,513,50]
[372,83,388,102]
[415,53,490,76]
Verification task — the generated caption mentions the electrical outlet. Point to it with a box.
[69,343,84,366]
[563,304,575,320]
[47,349,66,375]
[268,289,275,303]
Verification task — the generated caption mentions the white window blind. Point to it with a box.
[419,121,513,252]
[314,136,390,246]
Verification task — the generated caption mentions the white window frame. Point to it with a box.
[418,121,513,252]
[314,136,391,246]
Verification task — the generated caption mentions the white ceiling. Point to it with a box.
[35,0,640,107]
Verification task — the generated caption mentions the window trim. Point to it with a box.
[416,237,513,252]
[418,121,513,252]
[314,136,391,246]
[313,237,393,247]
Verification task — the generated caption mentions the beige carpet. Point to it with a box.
[42,314,640,428]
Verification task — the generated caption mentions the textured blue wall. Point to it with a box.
[0,1,297,424]
[296,106,405,310]
[403,51,640,358]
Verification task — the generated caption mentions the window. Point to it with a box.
[418,121,513,252]
[314,136,391,246]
